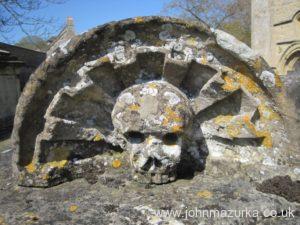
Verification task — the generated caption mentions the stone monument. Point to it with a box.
[12,16,295,188]
[2,16,298,225]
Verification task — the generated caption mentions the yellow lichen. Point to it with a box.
[258,131,273,148]
[112,159,122,168]
[164,107,183,123]
[222,75,240,92]
[214,115,233,125]
[46,160,68,169]
[134,17,144,23]
[226,123,242,137]
[25,161,36,173]
[129,103,140,111]
[214,114,273,147]
[99,56,110,63]
[274,70,283,88]
[186,37,197,46]
[162,117,169,126]
[258,104,280,122]
[162,107,184,128]
[221,67,262,94]
[214,115,243,137]
[69,205,78,212]
[242,115,273,148]
[197,190,213,199]
[147,83,157,89]
[236,73,261,94]
[93,133,102,142]
[200,54,207,65]
[171,125,183,133]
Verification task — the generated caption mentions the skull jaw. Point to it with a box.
[132,170,177,184]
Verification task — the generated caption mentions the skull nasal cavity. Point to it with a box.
[125,131,145,144]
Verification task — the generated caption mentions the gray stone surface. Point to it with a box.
[1,139,299,224]
[4,16,299,224]
[12,16,296,188]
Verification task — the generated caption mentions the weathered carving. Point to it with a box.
[112,81,193,183]
[12,17,289,187]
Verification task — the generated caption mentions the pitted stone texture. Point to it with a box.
[112,81,192,134]
[11,16,294,187]
[112,81,193,184]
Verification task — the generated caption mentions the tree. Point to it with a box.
[163,0,251,46]
[15,35,49,52]
[0,0,66,43]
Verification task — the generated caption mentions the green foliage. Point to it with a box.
[15,36,49,52]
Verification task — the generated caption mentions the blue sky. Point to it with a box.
[11,0,170,43]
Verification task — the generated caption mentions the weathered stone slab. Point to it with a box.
[11,17,297,189]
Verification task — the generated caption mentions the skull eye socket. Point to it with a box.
[163,133,178,145]
[125,131,145,144]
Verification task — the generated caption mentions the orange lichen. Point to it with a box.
[25,161,36,173]
[221,67,262,94]
[129,103,140,111]
[112,159,122,168]
[236,73,261,94]
[69,205,78,212]
[242,115,273,148]
[93,133,103,142]
[162,117,169,126]
[164,107,183,123]
[222,75,240,92]
[197,190,213,199]
[171,125,183,133]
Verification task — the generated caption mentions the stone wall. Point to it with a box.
[0,44,45,137]
[252,0,300,147]
[252,0,300,75]
[0,66,21,137]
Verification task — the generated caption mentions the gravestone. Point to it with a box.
[12,16,296,188]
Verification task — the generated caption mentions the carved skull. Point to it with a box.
[112,81,193,184]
